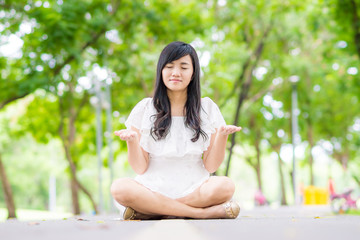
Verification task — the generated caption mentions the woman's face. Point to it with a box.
[162,54,193,93]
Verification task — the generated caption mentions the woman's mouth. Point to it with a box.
[170,79,182,82]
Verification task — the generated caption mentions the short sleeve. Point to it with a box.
[125,98,152,130]
[201,97,226,130]
[199,97,226,152]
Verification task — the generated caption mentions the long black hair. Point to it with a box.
[151,41,207,142]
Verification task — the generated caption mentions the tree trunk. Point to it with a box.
[289,170,295,198]
[304,74,315,186]
[278,156,287,205]
[0,153,17,219]
[224,24,272,176]
[274,147,287,205]
[246,157,261,191]
[255,164,262,191]
[254,130,262,191]
[243,115,263,191]
[61,139,99,214]
[70,177,80,215]
[349,0,360,59]
[58,88,98,214]
[288,113,295,199]
[307,120,315,185]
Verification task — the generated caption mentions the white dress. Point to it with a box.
[114,97,226,214]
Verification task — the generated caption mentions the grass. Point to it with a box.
[0,208,73,222]
[347,208,360,215]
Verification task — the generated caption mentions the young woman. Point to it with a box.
[111,41,242,220]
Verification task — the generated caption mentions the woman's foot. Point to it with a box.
[123,207,163,220]
[204,200,240,219]
[222,200,240,219]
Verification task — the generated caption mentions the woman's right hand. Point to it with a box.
[114,129,138,142]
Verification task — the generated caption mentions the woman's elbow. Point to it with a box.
[203,156,222,173]
[134,168,146,175]
[130,163,148,175]
[204,164,218,174]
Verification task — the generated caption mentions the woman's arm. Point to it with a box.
[202,125,241,173]
[114,126,149,174]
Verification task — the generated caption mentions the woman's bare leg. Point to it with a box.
[176,176,235,207]
[110,178,228,219]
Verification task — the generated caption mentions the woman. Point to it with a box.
[111,41,241,220]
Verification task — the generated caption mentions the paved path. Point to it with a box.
[1,206,359,240]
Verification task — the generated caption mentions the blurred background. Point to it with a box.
[0,0,359,220]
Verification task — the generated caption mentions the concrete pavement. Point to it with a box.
[1,206,359,240]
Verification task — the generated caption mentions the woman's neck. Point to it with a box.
[167,90,187,116]
[167,90,187,105]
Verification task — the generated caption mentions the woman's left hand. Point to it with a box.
[218,125,242,136]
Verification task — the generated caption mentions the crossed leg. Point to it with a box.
[176,176,235,207]
[110,176,235,219]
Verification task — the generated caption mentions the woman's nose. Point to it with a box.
[171,67,180,76]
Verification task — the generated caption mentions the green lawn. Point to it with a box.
[0,208,73,222]
[347,209,360,215]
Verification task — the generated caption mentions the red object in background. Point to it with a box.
[328,177,360,214]
[254,189,267,206]
[328,178,335,196]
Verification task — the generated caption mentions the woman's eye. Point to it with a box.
[181,68,188,70]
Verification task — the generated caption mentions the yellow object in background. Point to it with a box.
[303,186,329,205]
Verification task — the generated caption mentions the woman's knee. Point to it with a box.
[223,177,235,197]
[110,178,137,205]
[208,177,235,200]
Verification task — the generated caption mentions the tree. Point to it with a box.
[0,154,16,218]
[1,0,211,214]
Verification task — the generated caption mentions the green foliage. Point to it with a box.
[0,0,360,211]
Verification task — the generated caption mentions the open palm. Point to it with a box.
[114,129,138,141]
[218,125,242,136]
